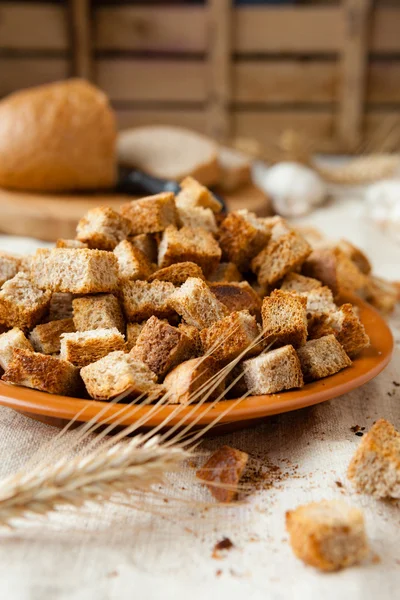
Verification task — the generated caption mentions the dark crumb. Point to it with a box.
[216,569,222,577]
[350,425,360,433]
[214,537,234,552]
[388,391,395,397]
[335,480,343,488]
[393,381,400,387]
[371,553,381,564]
[355,431,364,437]
[107,570,118,578]
[361,427,366,431]
[163,498,169,503]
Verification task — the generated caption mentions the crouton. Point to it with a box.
[365,276,398,314]
[80,351,159,400]
[261,290,308,349]
[327,303,370,358]
[18,255,33,275]
[0,252,21,286]
[31,248,119,294]
[30,318,75,355]
[56,239,88,249]
[267,216,293,242]
[60,327,125,367]
[200,310,261,364]
[297,335,352,382]
[163,356,223,405]
[76,206,132,250]
[120,192,178,234]
[209,281,262,317]
[286,500,369,572]
[218,209,271,271]
[121,280,176,323]
[176,176,222,214]
[158,226,221,276]
[243,345,304,395]
[130,316,194,378]
[0,328,33,370]
[301,286,336,322]
[208,262,243,283]
[72,294,125,333]
[114,240,154,280]
[347,419,400,499]
[0,273,51,330]
[177,204,218,233]
[280,272,322,293]
[337,239,371,275]
[169,278,228,329]
[197,445,249,503]
[148,262,205,286]
[302,247,367,298]
[2,348,81,396]
[125,322,146,352]
[178,322,202,356]
[48,292,73,321]
[252,231,311,287]
[129,233,158,263]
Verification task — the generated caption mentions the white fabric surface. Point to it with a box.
[0,190,399,599]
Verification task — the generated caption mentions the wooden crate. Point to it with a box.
[0,1,399,153]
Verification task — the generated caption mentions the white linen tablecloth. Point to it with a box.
[0,190,399,600]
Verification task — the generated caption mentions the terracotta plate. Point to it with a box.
[0,293,393,430]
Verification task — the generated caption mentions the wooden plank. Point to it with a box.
[0,3,68,50]
[370,9,400,53]
[0,58,69,97]
[69,0,92,79]
[337,0,372,151]
[367,62,400,104]
[115,108,207,133]
[207,0,232,142]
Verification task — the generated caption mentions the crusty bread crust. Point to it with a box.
[209,281,262,317]
[197,445,249,502]
[261,290,308,349]
[169,278,228,330]
[252,231,311,287]
[208,262,243,283]
[163,356,223,404]
[218,210,270,271]
[297,335,352,382]
[73,294,125,333]
[121,192,178,235]
[30,318,75,355]
[158,226,221,277]
[0,328,33,370]
[121,280,176,323]
[200,310,261,364]
[76,207,132,251]
[148,262,205,286]
[0,273,51,330]
[60,328,125,368]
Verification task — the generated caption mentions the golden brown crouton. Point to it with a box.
[76,206,132,250]
[327,303,370,358]
[176,176,222,214]
[72,294,125,333]
[297,335,352,382]
[2,348,81,396]
[197,445,249,503]
[347,419,400,498]
[177,204,218,233]
[30,318,75,355]
[209,281,262,317]
[302,247,367,298]
[120,192,178,234]
[208,262,243,283]
[286,500,369,572]
[0,273,51,330]
[280,272,322,293]
[48,292,74,321]
[0,252,21,286]
[148,262,205,286]
[121,280,176,323]
[158,226,221,276]
[0,328,33,370]
[218,209,270,271]
[301,286,336,324]
[178,322,202,356]
[56,239,88,249]
[243,345,304,395]
[114,240,155,281]
[261,290,308,349]
[31,248,119,294]
[60,327,125,367]
[169,278,228,329]
[163,356,224,405]
[336,239,372,275]
[130,316,194,378]
[125,322,146,352]
[200,310,261,364]
[252,231,311,287]
[129,233,158,263]
[365,275,398,314]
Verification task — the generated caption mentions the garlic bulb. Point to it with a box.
[365,179,400,243]
[258,162,327,217]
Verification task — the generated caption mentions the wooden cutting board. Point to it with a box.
[0,184,271,242]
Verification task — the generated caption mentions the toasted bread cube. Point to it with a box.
[243,345,303,395]
[301,286,336,322]
[48,292,73,321]
[31,248,119,294]
[2,348,81,396]
[252,231,311,287]
[126,322,146,352]
[163,356,224,405]
[148,262,205,286]
[120,192,178,235]
[286,500,369,572]
[280,272,322,293]
[365,276,398,314]
[297,335,351,382]
[158,226,221,276]
[208,262,243,283]
[169,278,228,329]
[130,316,194,378]
[0,252,21,286]
[200,310,261,364]
[347,419,400,498]
[176,176,222,214]
[129,233,158,263]
[81,351,159,400]
[72,294,125,333]
[268,216,293,242]
[0,328,33,370]
[56,239,88,249]
[0,273,51,330]
[30,318,75,355]
[197,445,249,503]
[76,206,131,250]
[302,247,367,298]
[60,328,125,368]
[261,290,308,349]
[177,205,218,233]
[121,280,176,323]
[114,240,154,281]
[18,255,34,275]
[337,239,371,275]
[178,322,202,356]
[218,210,270,271]
[209,282,262,317]
[328,303,370,358]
